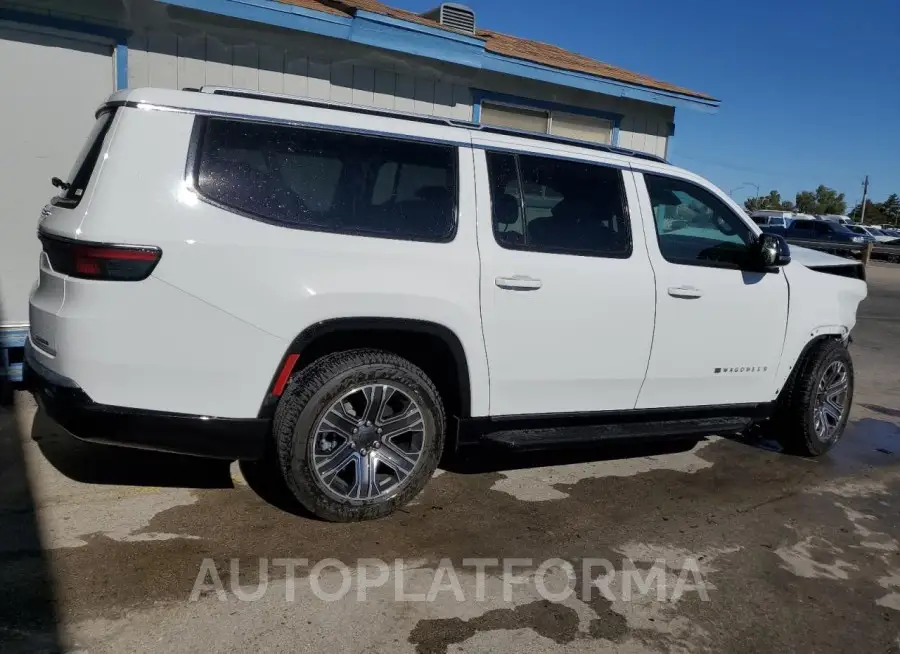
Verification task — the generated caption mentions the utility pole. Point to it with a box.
[860,175,869,224]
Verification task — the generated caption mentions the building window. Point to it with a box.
[480,103,548,133]
[480,101,613,145]
[551,112,613,145]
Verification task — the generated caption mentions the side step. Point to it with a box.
[482,416,753,450]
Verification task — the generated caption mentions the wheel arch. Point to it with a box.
[259,318,472,421]
[773,330,847,401]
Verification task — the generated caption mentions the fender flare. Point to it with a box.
[258,317,472,419]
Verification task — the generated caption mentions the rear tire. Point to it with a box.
[273,349,445,522]
[770,339,854,456]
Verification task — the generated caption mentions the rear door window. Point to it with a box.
[485,151,631,257]
[52,109,117,208]
[193,118,458,242]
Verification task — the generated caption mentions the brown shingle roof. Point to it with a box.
[277,0,716,102]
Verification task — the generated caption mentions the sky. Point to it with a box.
[396,0,900,209]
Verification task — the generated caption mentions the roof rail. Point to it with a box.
[194,86,668,164]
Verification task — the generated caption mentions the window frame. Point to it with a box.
[51,108,118,209]
[185,115,460,244]
[643,172,759,271]
[486,150,634,260]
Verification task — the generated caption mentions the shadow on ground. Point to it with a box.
[0,291,63,652]
[31,409,235,490]
[28,403,710,522]
[443,436,703,474]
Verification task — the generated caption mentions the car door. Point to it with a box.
[813,221,835,241]
[633,170,789,409]
[473,144,656,416]
[787,220,813,240]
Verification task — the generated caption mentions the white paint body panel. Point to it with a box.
[28,88,866,421]
[789,245,860,268]
[472,139,655,415]
[631,170,790,408]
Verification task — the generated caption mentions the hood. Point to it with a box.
[789,245,858,268]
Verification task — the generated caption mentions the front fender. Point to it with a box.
[773,262,867,398]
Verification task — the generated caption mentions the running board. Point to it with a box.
[480,416,753,450]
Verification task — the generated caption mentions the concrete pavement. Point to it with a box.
[2,264,900,653]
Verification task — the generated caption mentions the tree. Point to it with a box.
[814,185,847,215]
[743,190,795,213]
[795,190,817,214]
[881,194,900,225]
[849,200,887,225]
[795,186,847,215]
[744,196,765,212]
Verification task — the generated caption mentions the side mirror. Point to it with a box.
[754,233,791,269]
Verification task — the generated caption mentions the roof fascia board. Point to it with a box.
[157,0,719,112]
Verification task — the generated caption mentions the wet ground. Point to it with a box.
[2,264,900,653]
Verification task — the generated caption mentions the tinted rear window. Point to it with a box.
[53,109,116,208]
[193,118,458,242]
[485,151,631,257]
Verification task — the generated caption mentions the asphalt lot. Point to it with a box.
[2,264,900,654]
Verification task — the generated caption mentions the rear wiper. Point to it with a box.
[51,176,70,191]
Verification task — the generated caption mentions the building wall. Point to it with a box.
[126,29,474,121]
[2,0,673,156]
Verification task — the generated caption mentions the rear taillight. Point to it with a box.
[40,233,161,281]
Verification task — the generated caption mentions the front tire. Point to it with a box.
[273,349,445,522]
[771,339,854,456]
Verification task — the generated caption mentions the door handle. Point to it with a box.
[667,285,703,299]
[495,275,543,291]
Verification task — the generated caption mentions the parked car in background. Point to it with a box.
[749,211,790,234]
[870,227,900,243]
[819,214,854,226]
[847,225,893,243]
[785,219,868,247]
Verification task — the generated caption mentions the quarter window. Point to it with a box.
[486,151,631,257]
[195,118,457,242]
[53,109,117,208]
[645,174,753,268]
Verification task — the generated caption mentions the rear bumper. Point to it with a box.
[24,343,268,460]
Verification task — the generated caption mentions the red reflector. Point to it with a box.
[273,354,300,397]
[76,246,160,261]
[75,259,102,275]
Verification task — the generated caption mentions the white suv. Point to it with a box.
[26,88,868,521]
